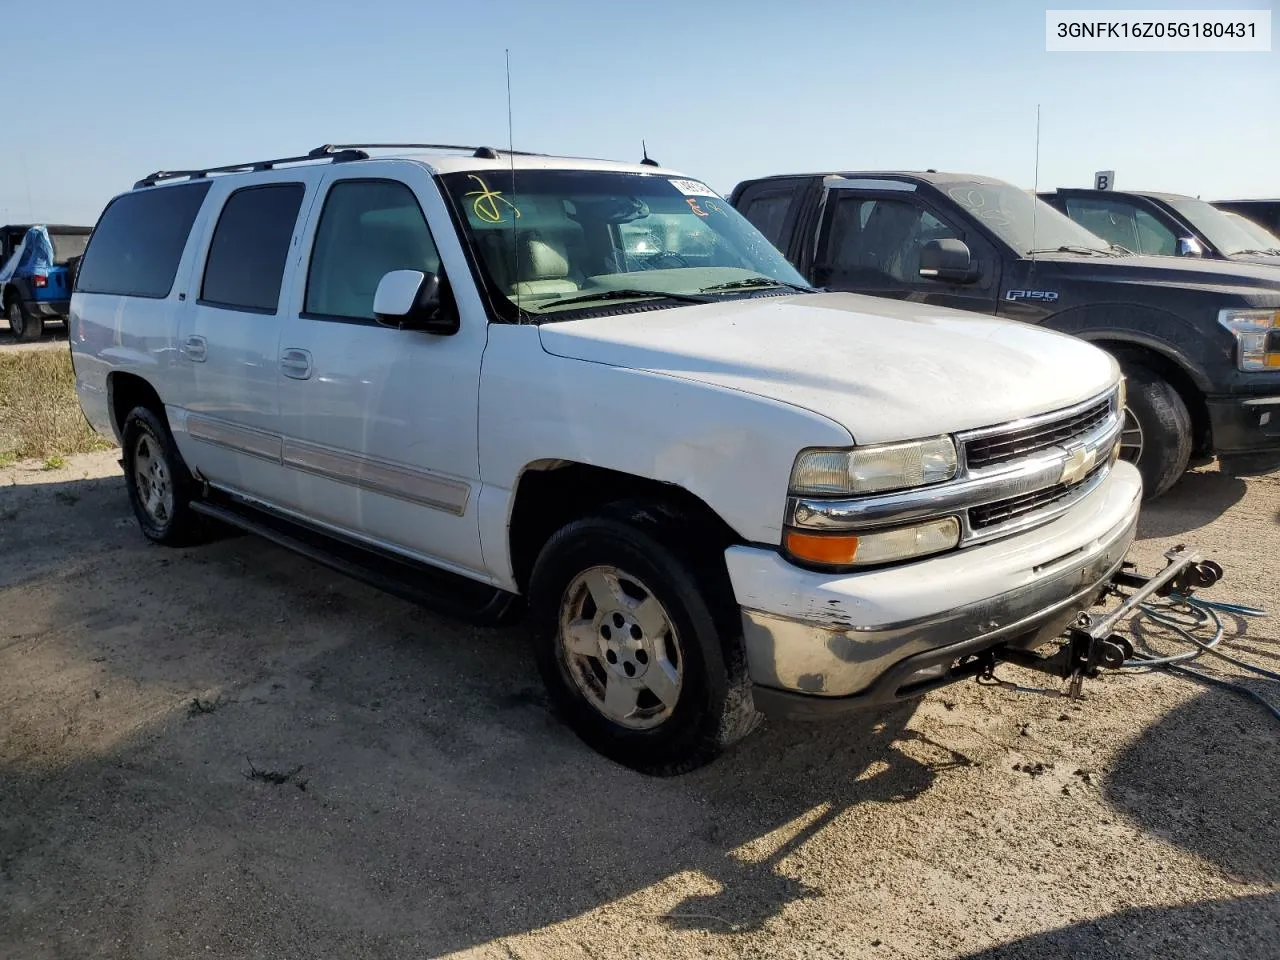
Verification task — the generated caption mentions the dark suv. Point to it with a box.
[1040,189,1280,267]
[730,171,1280,498]
[1,224,93,340]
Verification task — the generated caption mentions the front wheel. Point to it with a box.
[528,503,759,775]
[1119,365,1193,499]
[7,299,42,342]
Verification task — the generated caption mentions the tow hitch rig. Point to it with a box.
[977,546,1224,698]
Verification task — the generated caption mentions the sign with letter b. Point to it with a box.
[1094,170,1115,191]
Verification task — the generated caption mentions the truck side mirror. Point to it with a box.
[373,269,459,335]
[919,239,976,283]
[1176,236,1204,258]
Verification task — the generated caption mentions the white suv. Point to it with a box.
[69,144,1140,773]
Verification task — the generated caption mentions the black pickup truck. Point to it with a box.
[729,171,1280,498]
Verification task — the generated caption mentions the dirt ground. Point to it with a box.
[0,314,68,353]
[1,451,1277,959]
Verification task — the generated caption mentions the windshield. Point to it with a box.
[1222,211,1280,251]
[943,181,1116,255]
[440,169,810,318]
[1163,195,1280,256]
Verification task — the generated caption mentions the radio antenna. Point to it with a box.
[1030,103,1041,267]
[506,48,521,319]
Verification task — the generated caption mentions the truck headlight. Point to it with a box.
[1218,309,1280,371]
[790,437,958,496]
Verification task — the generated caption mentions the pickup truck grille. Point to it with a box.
[969,464,1107,530]
[964,397,1113,470]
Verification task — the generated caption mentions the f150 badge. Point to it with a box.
[1005,289,1059,302]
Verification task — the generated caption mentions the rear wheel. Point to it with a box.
[528,502,759,775]
[1119,365,1192,499]
[122,406,203,545]
[7,299,42,342]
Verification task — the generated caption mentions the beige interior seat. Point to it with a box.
[511,234,579,298]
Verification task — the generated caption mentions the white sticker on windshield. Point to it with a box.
[669,178,720,198]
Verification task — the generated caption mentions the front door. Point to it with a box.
[815,185,1001,314]
[274,163,488,577]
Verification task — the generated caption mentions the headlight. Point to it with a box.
[1117,376,1127,412]
[1218,308,1280,371]
[790,437,958,496]
[785,517,961,568]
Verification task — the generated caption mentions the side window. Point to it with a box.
[1133,209,1177,256]
[1064,197,1141,252]
[824,195,959,286]
[200,184,305,313]
[75,181,212,298]
[305,179,442,321]
[737,185,797,247]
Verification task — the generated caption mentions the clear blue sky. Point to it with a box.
[1,0,1275,225]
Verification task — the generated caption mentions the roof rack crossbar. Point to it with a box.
[133,148,370,189]
[312,142,547,159]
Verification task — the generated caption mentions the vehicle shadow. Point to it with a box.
[0,316,69,347]
[0,472,959,957]
[1103,687,1277,885]
[956,892,1279,959]
[1137,466,1248,538]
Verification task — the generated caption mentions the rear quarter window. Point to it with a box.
[75,182,212,298]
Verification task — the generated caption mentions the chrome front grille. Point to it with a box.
[963,396,1113,470]
[784,385,1125,553]
[969,464,1108,530]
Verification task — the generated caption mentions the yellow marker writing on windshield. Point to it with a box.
[465,175,522,224]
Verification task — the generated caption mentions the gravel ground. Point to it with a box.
[1,451,1277,959]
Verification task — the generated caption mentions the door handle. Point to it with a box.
[279,347,313,380]
[183,335,207,362]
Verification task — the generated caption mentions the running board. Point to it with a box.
[189,498,520,626]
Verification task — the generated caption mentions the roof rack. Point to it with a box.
[134,146,370,189]
[313,142,548,159]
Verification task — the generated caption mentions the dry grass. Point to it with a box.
[0,351,116,462]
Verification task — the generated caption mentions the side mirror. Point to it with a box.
[1177,236,1204,258]
[373,269,458,334]
[918,238,976,283]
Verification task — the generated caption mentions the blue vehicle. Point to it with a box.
[1,223,93,341]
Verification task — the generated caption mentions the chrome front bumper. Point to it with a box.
[726,462,1142,713]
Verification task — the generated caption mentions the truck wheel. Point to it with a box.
[1120,365,1192,499]
[121,406,203,546]
[528,502,759,775]
[8,300,42,342]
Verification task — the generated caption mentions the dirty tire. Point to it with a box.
[1122,364,1192,500]
[121,405,203,546]
[8,299,42,342]
[528,501,760,776]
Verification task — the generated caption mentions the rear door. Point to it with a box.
[814,180,1001,313]
[173,172,315,503]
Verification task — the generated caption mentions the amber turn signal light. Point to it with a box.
[784,530,860,566]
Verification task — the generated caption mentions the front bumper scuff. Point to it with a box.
[727,462,1143,717]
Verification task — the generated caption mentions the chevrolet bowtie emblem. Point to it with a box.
[1059,442,1098,485]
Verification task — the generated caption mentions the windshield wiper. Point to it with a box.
[1027,245,1116,258]
[700,276,814,294]
[1232,248,1280,257]
[534,288,714,310]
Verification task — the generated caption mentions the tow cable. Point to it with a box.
[973,546,1279,723]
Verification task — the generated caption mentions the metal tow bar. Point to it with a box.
[988,546,1224,698]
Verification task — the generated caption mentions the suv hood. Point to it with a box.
[537,293,1118,445]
